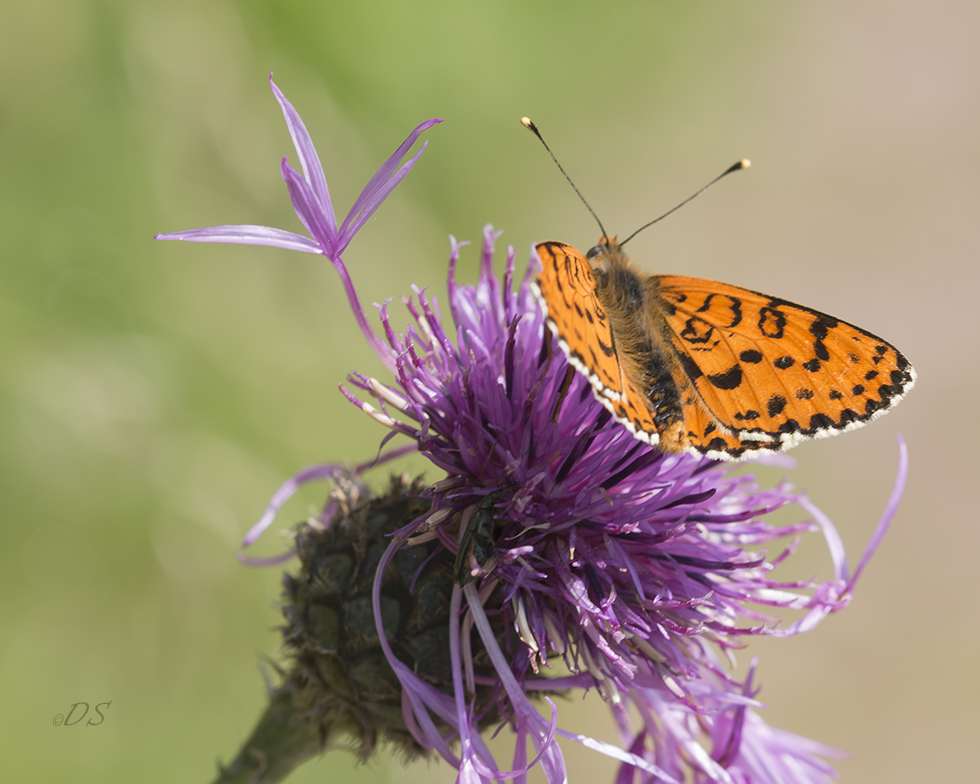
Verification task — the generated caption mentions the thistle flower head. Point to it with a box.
[329,227,905,784]
[159,77,907,784]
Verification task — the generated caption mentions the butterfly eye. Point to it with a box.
[586,245,605,259]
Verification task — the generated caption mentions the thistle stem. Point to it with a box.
[211,676,331,784]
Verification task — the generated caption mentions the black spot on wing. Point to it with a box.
[808,413,834,431]
[778,419,801,434]
[680,317,716,346]
[851,384,865,396]
[739,349,763,364]
[596,332,616,358]
[705,437,734,454]
[696,293,743,328]
[774,356,795,370]
[809,314,837,362]
[876,373,907,404]
[706,365,743,390]
[676,350,703,381]
[795,388,814,400]
[865,398,884,417]
[828,389,843,400]
[767,394,787,417]
[758,305,787,339]
[802,358,821,372]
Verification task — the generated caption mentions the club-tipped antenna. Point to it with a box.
[620,159,751,248]
[521,117,609,241]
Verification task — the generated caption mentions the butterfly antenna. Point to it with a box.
[521,117,609,241]
[620,159,751,248]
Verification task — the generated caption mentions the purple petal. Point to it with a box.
[847,434,908,589]
[237,548,297,568]
[280,158,337,253]
[339,118,442,242]
[338,140,430,250]
[269,73,337,236]
[558,729,680,784]
[242,462,345,548]
[155,225,322,254]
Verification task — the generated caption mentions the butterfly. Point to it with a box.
[531,236,915,461]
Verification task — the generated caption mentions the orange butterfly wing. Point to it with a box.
[533,242,661,442]
[606,374,662,446]
[652,276,916,454]
[533,240,914,461]
[533,242,625,401]
[675,391,772,461]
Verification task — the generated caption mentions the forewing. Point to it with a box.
[533,242,626,401]
[652,275,915,449]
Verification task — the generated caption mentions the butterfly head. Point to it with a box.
[585,235,630,273]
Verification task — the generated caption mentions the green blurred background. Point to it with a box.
[2,1,977,781]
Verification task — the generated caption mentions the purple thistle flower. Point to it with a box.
[158,77,908,784]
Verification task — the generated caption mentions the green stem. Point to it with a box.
[211,677,332,784]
